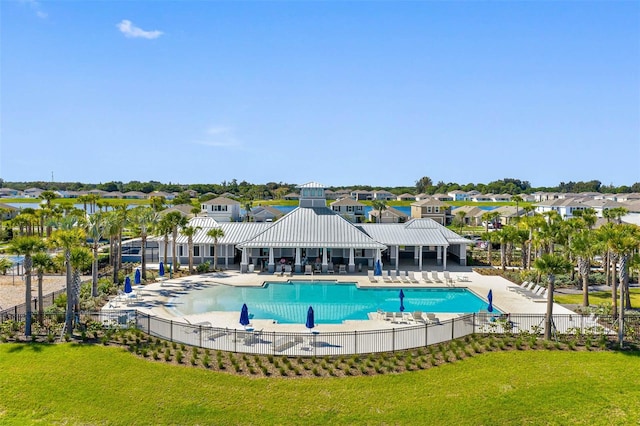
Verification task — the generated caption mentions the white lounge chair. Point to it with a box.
[421,271,432,283]
[368,270,378,283]
[327,262,334,274]
[383,271,393,283]
[412,311,426,323]
[425,313,441,325]
[443,271,453,284]
[389,270,401,283]
[404,271,419,283]
[338,264,347,274]
[304,264,313,275]
[431,271,442,283]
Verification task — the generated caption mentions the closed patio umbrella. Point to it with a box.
[374,259,382,276]
[124,276,132,294]
[305,306,315,330]
[487,289,494,313]
[159,262,165,277]
[239,303,250,327]
[399,289,405,312]
[134,269,141,285]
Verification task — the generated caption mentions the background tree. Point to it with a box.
[511,195,523,217]
[371,200,387,223]
[533,254,572,340]
[415,176,433,194]
[32,251,54,325]
[49,217,86,334]
[165,211,187,271]
[129,207,159,281]
[69,246,92,315]
[207,227,225,270]
[8,236,46,336]
[181,225,201,274]
[84,212,106,297]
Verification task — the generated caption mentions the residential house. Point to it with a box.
[372,190,396,201]
[150,191,175,200]
[396,193,416,201]
[410,199,450,225]
[249,205,284,222]
[283,192,300,200]
[123,191,148,200]
[201,196,241,222]
[491,194,512,202]
[448,190,468,201]
[368,206,408,223]
[161,204,197,218]
[350,190,373,201]
[330,197,366,223]
[23,187,44,198]
[0,203,19,220]
[415,193,430,201]
[431,193,453,202]
[470,194,493,202]
[0,188,22,198]
[451,205,485,226]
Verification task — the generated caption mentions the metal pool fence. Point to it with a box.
[2,310,635,356]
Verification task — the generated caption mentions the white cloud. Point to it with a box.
[193,126,243,149]
[117,20,163,40]
[20,0,47,18]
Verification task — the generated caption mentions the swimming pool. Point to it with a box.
[168,281,495,324]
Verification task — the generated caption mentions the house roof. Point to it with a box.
[238,207,386,249]
[368,206,407,218]
[297,182,326,189]
[250,205,283,217]
[202,196,240,205]
[161,204,195,217]
[411,199,447,207]
[330,198,365,207]
[358,219,470,246]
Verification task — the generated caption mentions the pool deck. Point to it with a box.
[103,268,577,333]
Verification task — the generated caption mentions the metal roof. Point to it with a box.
[237,207,386,249]
[357,224,450,246]
[174,219,271,245]
[296,182,326,189]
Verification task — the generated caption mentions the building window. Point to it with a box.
[426,207,432,213]
[179,246,183,256]
[209,246,214,256]
[194,246,200,257]
[434,207,439,213]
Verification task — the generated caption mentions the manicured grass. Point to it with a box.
[554,289,640,306]
[1,344,639,425]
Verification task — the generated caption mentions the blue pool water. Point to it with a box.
[168,281,495,324]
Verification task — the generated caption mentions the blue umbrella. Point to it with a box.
[374,259,382,276]
[239,303,250,327]
[399,289,405,312]
[134,269,141,285]
[124,276,132,294]
[487,289,494,313]
[159,262,165,277]
[305,306,315,330]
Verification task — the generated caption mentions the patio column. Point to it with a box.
[395,246,399,271]
[444,245,448,270]
[240,248,248,273]
[418,245,423,271]
[268,247,275,273]
[295,247,301,273]
[459,243,467,266]
[414,246,419,266]
[348,248,355,273]
[437,246,442,266]
[322,247,328,273]
[225,245,229,269]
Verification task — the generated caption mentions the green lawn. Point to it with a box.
[1,344,639,425]
[554,289,640,307]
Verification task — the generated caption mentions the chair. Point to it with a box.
[327,262,334,274]
[399,271,411,283]
[243,329,263,346]
[304,264,313,275]
[384,312,394,321]
[383,271,393,283]
[368,270,378,283]
[338,264,347,274]
[443,271,453,284]
[431,271,442,283]
[389,270,401,283]
[314,263,322,274]
[425,313,441,325]
[412,311,426,323]
[421,271,432,283]
[274,336,303,352]
[405,271,419,284]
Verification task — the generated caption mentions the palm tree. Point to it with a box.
[511,195,523,218]
[181,225,201,274]
[69,246,92,315]
[129,207,160,281]
[165,211,187,271]
[104,212,121,285]
[49,217,86,334]
[371,200,387,223]
[243,200,252,222]
[454,210,467,234]
[206,227,225,270]
[83,212,106,296]
[149,196,166,212]
[569,229,597,307]
[157,214,173,265]
[533,254,572,340]
[8,236,46,336]
[32,251,54,325]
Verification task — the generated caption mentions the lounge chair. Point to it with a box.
[314,263,322,274]
[304,264,313,275]
[425,313,441,325]
[398,271,411,283]
[243,329,264,346]
[274,336,303,352]
[431,271,442,283]
[421,271,432,283]
[443,271,453,284]
[404,271,418,283]
[508,281,528,292]
[412,311,426,323]
[368,270,378,283]
[384,312,394,321]
[383,271,393,283]
[327,262,334,274]
[389,270,401,283]
[338,264,347,274]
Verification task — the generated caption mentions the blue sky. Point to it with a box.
[1,1,638,188]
